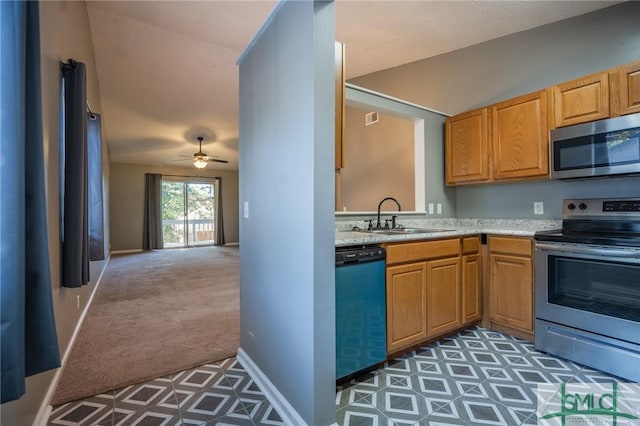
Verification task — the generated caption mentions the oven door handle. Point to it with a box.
[535,242,640,258]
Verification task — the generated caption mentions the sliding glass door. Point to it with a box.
[161,180,216,248]
[186,183,215,246]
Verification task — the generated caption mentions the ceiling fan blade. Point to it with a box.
[177,154,193,159]
[172,158,191,162]
[209,158,229,164]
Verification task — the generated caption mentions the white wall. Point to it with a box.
[109,162,239,251]
[238,1,335,425]
[1,2,111,425]
[351,2,640,219]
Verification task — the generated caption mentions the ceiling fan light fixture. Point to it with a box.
[193,136,208,168]
[193,156,208,168]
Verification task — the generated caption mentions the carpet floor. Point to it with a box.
[51,246,239,406]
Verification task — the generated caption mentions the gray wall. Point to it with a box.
[1,2,111,425]
[238,1,335,425]
[352,2,640,219]
[109,162,239,251]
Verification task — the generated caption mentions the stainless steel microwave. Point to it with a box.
[550,112,640,179]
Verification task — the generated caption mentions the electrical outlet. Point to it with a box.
[428,203,434,214]
[437,203,442,214]
[534,202,544,215]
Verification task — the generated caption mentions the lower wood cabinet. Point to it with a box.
[386,262,427,353]
[426,257,461,337]
[384,237,482,354]
[462,236,482,324]
[384,234,533,353]
[488,236,534,337]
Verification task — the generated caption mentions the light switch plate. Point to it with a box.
[437,203,442,214]
[243,201,249,219]
[428,203,434,214]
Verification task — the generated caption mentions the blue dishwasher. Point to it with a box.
[335,246,387,380]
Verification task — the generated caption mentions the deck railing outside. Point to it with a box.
[163,218,215,247]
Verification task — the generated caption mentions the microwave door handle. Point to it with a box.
[536,242,640,258]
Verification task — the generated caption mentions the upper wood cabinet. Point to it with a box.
[611,61,640,117]
[551,72,609,128]
[445,108,490,185]
[335,41,345,169]
[445,60,640,186]
[551,60,640,127]
[491,90,549,181]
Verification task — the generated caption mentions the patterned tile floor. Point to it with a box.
[48,327,623,425]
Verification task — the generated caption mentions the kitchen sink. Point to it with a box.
[357,227,453,235]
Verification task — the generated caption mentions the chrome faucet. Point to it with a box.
[376,197,402,229]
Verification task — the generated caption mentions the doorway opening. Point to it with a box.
[161,180,218,247]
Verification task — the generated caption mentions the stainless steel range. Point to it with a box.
[534,198,640,381]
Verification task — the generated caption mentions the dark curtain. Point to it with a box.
[61,59,89,287]
[1,0,61,403]
[143,173,163,250]
[215,178,225,245]
[88,113,104,261]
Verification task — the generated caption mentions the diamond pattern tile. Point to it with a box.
[460,397,511,425]
[126,408,181,425]
[254,403,286,425]
[49,400,111,426]
[337,404,385,426]
[49,327,625,426]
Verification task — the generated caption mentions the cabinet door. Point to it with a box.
[617,61,640,116]
[335,41,345,169]
[462,253,482,324]
[489,253,533,333]
[552,72,609,127]
[386,262,427,353]
[491,90,549,180]
[426,257,461,338]
[445,108,489,185]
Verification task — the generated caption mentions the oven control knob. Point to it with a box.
[578,203,587,210]
[567,203,576,210]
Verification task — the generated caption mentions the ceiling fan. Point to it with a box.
[175,136,229,168]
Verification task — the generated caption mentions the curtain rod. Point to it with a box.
[86,101,97,120]
[160,174,221,179]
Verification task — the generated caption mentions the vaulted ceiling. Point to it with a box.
[87,0,621,171]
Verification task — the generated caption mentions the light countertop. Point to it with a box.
[335,218,561,247]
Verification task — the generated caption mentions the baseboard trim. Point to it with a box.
[34,253,112,426]
[236,348,306,426]
[34,404,53,426]
[111,249,143,254]
[224,242,239,247]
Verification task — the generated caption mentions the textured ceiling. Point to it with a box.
[87,0,621,171]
